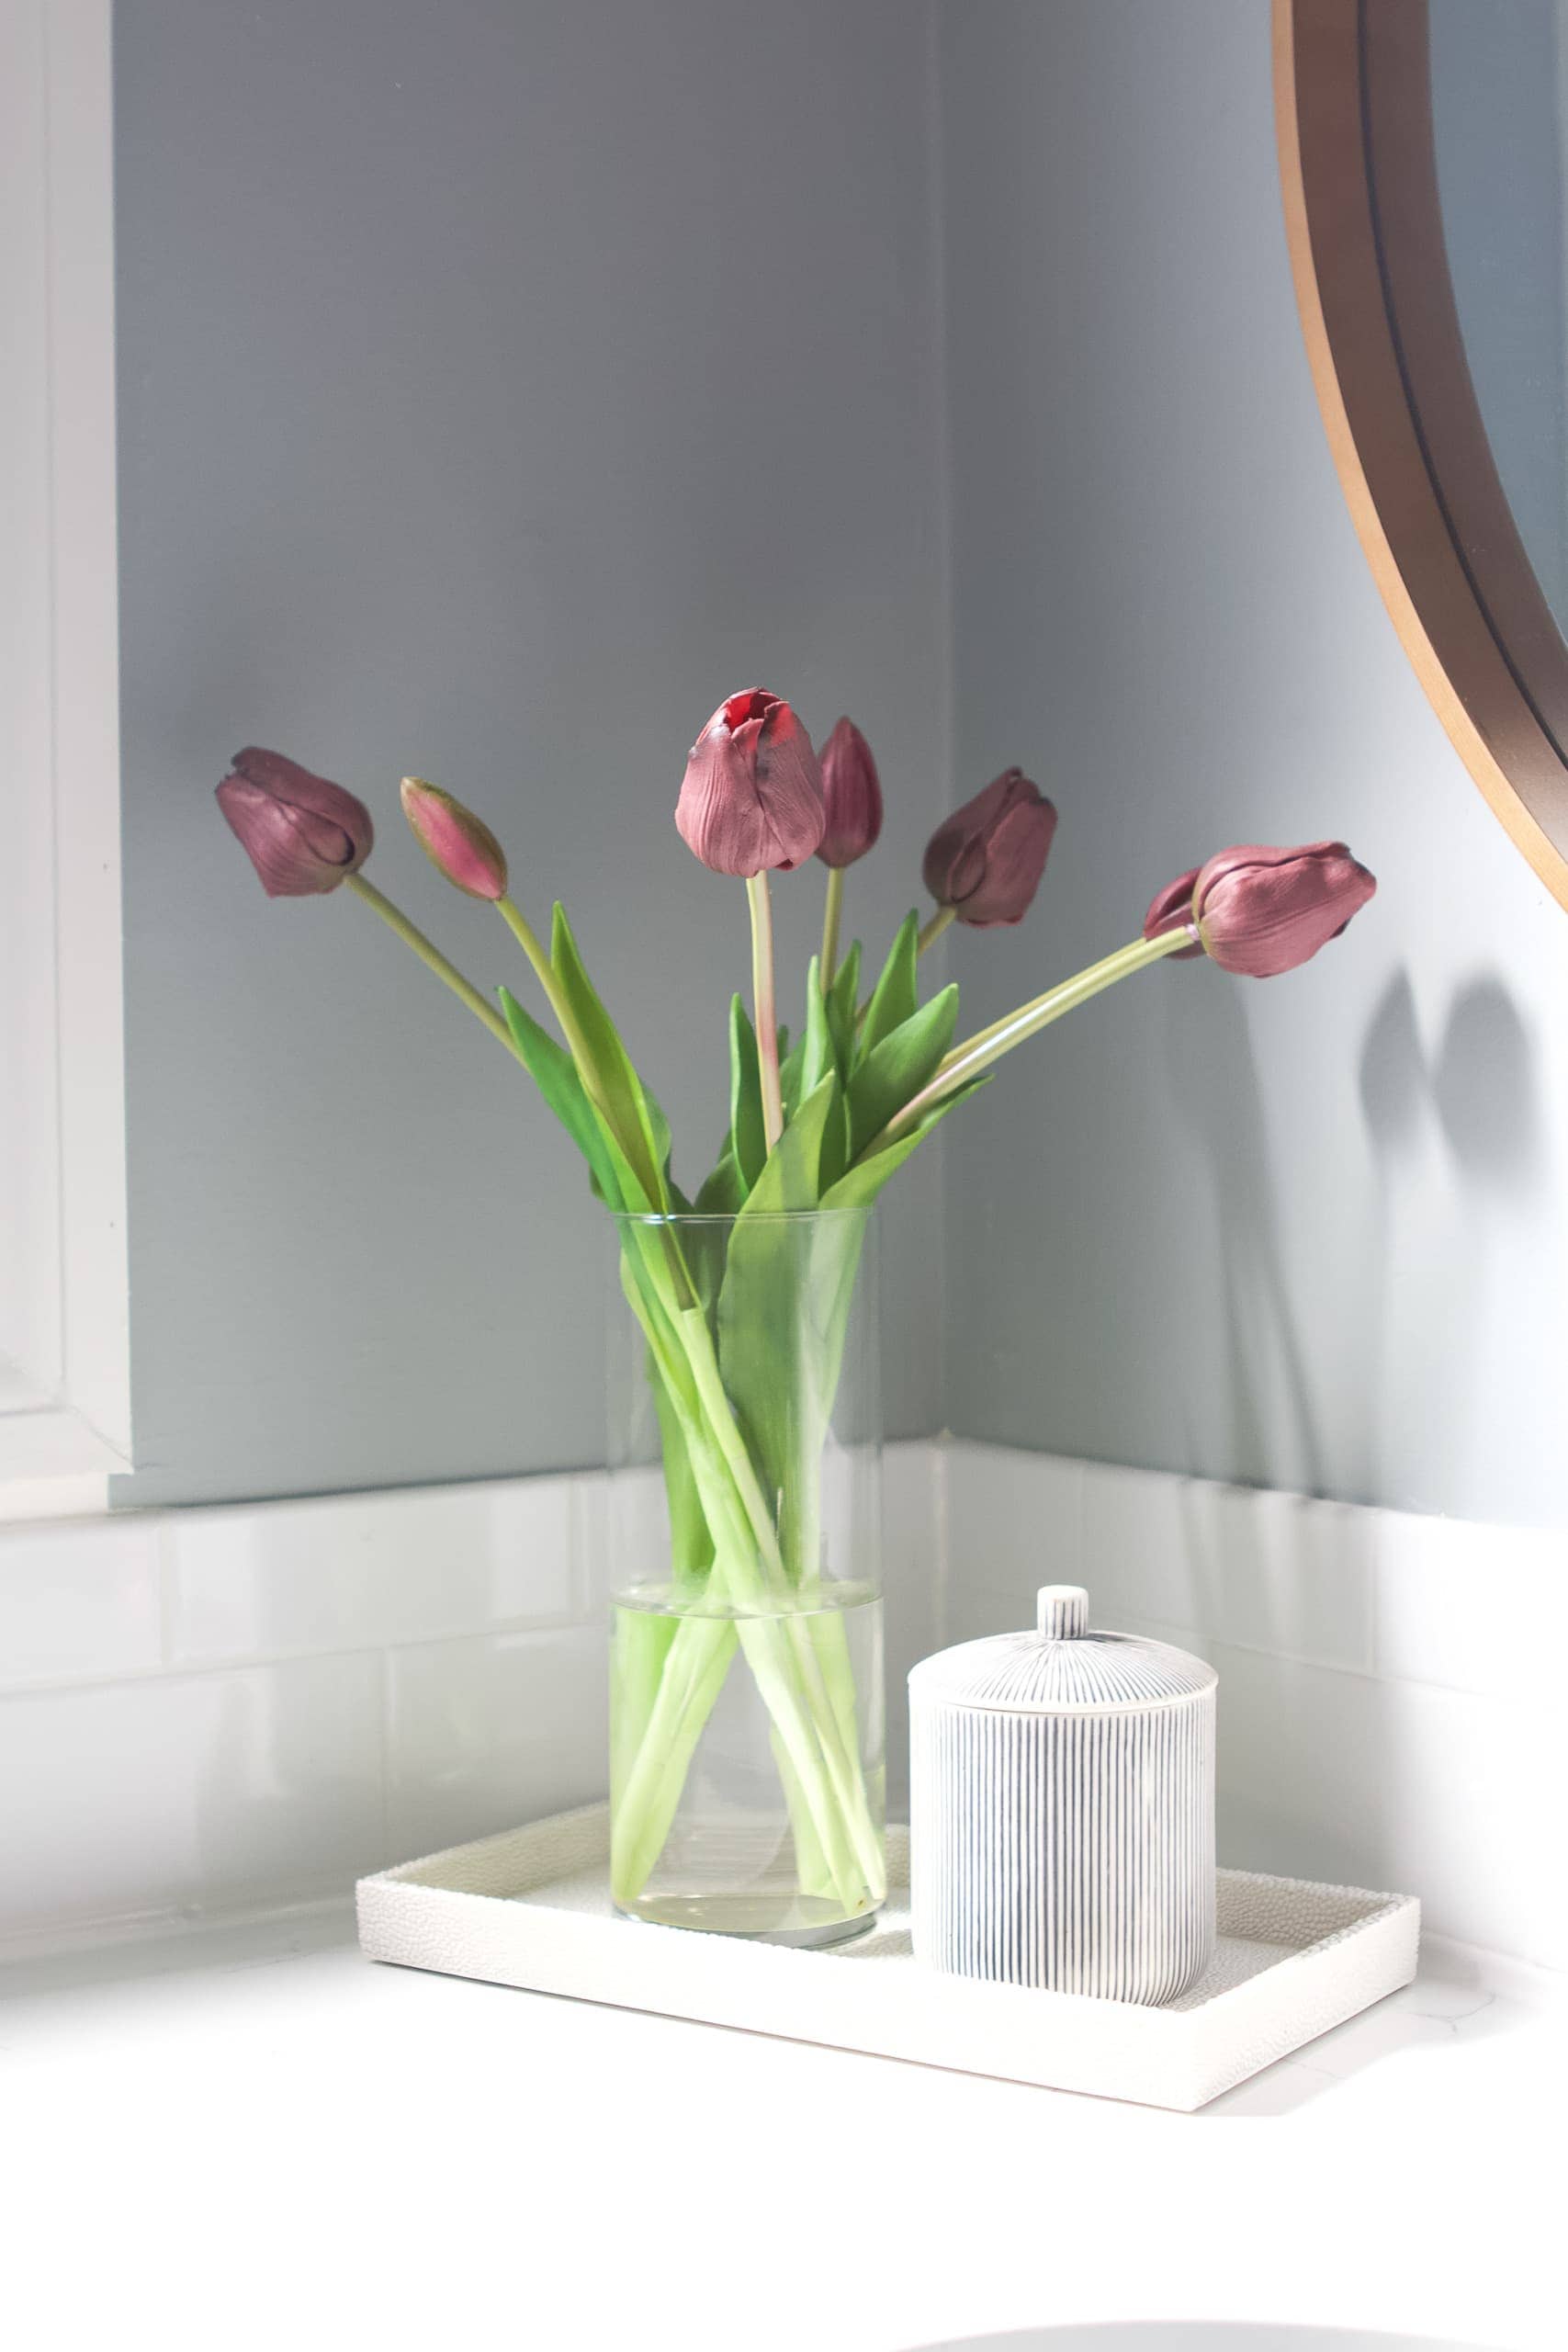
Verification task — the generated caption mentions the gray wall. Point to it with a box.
[114,0,1568,1530]
[112,0,951,1506]
[937,0,1568,1526]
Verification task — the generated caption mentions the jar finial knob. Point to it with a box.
[1037,1585,1089,1639]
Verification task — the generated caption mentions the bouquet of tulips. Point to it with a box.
[219,693,1375,1936]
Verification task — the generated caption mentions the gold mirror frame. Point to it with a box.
[1275,0,1568,907]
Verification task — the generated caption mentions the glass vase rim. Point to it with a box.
[610,1204,874,1227]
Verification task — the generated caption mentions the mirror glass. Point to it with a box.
[1427,0,1568,651]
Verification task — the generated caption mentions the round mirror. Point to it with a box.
[1276,0,1568,908]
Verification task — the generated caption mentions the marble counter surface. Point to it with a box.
[1,1909,1559,2351]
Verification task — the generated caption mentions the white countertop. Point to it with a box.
[1,1910,1560,2352]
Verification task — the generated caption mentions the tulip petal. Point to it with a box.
[1143,865,1205,958]
[956,793,1057,925]
[922,767,1056,925]
[675,690,826,876]
[1194,842,1377,977]
[217,748,373,897]
[400,777,509,900]
[816,718,885,868]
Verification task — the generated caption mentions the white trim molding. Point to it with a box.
[0,0,130,1512]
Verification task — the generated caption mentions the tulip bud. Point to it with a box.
[1141,865,1205,959]
[676,689,826,876]
[921,768,1057,926]
[1149,842,1377,977]
[815,718,884,869]
[216,746,374,897]
[400,777,509,900]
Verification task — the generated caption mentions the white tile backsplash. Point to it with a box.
[167,1474,576,1664]
[386,1624,608,1860]
[882,1439,944,1813]
[0,1652,384,1944]
[0,1440,1561,1970]
[934,1444,1568,1973]
[1371,1508,1568,1697]
[1081,1462,1376,1672]
[0,1516,164,1690]
[1195,1630,1566,1971]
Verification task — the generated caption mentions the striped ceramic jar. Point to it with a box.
[909,1585,1216,2004]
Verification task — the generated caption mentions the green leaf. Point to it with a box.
[727,996,766,1193]
[499,987,625,1209]
[819,1085,852,1195]
[845,984,959,1159]
[778,1035,807,1123]
[716,1078,866,1581]
[821,1074,991,1209]
[678,1216,732,1329]
[615,1215,706,1420]
[859,911,919,1061]
[645,1088,675,1190]
[644,1340,716,1598]
[747,1070,838,1212]
[826,941,862,1072]
[800,957,836,1101]
[549,903,668,1212]
[694,1149,747,1216]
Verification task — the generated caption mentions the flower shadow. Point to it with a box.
[1158,978,1325,1496]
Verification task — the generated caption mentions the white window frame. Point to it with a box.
[0,0,130,1516]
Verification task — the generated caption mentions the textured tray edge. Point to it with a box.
[355,1808,1422,2112]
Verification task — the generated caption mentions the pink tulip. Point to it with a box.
[815,718,884,869]
[400,777,509,900]
[1141,865,1206,959]
[1146,842,1377,977]
[675,689,826,876]
[921,768,1057,927]
[216,747,374,897]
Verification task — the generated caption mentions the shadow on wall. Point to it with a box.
[1356,967,1543,1510]
[1161,981,1326,1497]
[911,2327,1493,2351]
[1359,970,1542,1192]
[1160,965,1543,1506]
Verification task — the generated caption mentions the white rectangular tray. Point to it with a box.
[356,1804,1419,2112]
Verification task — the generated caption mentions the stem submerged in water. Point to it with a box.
[607,1234,884,1925]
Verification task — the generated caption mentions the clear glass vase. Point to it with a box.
[605,1206,885,1945]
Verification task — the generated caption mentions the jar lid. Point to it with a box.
[908,1585,1216,1715]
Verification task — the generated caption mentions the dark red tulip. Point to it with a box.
[675,689,825,876]
[1142,865,1205,958]
[921,768,1057,927]
[217,747,373,897]
[815,718,884,869]
[400,777,508,900]
[1149,842,1378,977]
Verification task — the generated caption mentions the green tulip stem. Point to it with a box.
[346,875,523,1060]
[820,867,845,994]
[746,872,784,1149]
[493,893,615,1112]
[495,894,570,1035]
[917,904,955,956]
[875,927,1193,1148]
